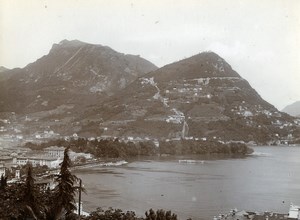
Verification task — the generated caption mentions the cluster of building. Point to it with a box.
[0,146,93,182]
[215,204,300,220]
[0,146,65,180]
[9,146,65,169]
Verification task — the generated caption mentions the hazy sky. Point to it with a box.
[0,0,299,110]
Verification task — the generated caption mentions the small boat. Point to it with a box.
[104,160,128,166]
[178,159,204,164]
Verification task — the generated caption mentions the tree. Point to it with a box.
[86,207,137,220]
[145,209,177,220]
[22,164,41,219]
[0,183,25,218]
[47,147,79,220]
[0,174,7,190]
[0,165,40,219]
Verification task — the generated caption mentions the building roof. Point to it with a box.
[44,146,65,151]
[16,156,58,161]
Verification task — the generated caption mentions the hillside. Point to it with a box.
[78,52,299,144]
[0,40,157,141]
[282,101,300,117]
[0,45,299,145]
[0,66,11,82]
[0,40,157,114]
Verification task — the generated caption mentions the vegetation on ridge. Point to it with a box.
[25,137,253,159]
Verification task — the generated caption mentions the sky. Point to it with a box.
[0,0,299,110]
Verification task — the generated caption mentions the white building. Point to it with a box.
[15,170,20,179]
[69,151,93,161]
[12,156,62,169]
[288,204,300,219]
[44,146,65,158]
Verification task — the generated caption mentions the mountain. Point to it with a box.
[0,66,9,72]
[0,40,157,141]
[0,66,11,82]
[77,52,298,143]
[0,44,299,145]
[0,39,157,114]
[282,101,300,117]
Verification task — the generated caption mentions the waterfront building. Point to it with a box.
[12,156,62,168]
[44,146,65,158]
[288,204,300,219]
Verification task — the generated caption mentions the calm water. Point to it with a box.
[75,146,300,219]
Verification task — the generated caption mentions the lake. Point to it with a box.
[75,146,300,219]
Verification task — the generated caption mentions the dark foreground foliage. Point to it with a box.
[0,147,81,220]
[84,208,178,220]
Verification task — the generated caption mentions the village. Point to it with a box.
[0,144,94,180]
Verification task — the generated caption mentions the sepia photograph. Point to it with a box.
[0,0,300,219]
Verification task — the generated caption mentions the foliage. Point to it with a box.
[25,136,252,161]
[0,174,7,189]
[145,209,177,220]
[85,208,179,220]
[0,157,184,220]
[159,139,252,155]
[47,147,79,219]
[86,207,138,220]
[25,138,158,158]
[0,165,44,219]
[0,183,25,218]
[21,164,41,219]
[0,147,82,220]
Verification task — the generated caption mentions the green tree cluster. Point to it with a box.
[26,138,157,158]
[25,136,252,161]
[159,139,252,155]
[85,208,178,220]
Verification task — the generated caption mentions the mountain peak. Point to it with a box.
[58,39,87,46]
[50,39,88,52]
[196,50,222,57]
[150,51,240,82]
[282,101,300,117]
[185,51,227,66]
